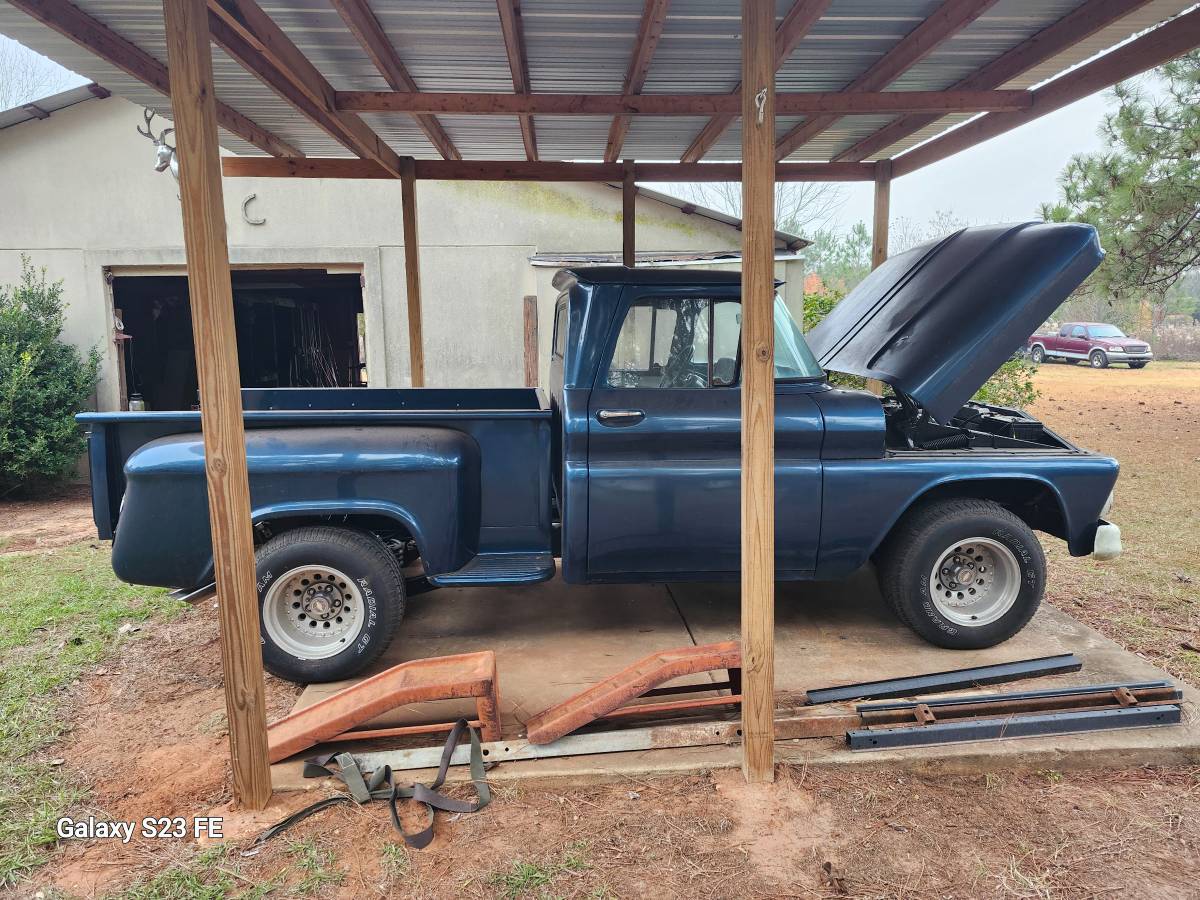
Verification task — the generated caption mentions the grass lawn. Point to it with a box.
[0,544,182,887]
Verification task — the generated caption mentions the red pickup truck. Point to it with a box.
[1027,322,1153,369]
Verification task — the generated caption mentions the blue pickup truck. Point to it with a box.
[80,223,1122,682]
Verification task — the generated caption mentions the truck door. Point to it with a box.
[1064,324,1089,358]
[586,292,823,579]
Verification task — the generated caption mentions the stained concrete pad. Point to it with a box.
[279,566,1200,787]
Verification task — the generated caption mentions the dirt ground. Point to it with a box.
[0,482,96,553]
[3,361,1199,898]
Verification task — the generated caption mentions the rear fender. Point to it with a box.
[111,426,480,590]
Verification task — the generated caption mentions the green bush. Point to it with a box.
[803,288,1040,409]
[0,257,99,496]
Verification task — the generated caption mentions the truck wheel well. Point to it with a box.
[255,515,419,562]
[891,480,1067,545]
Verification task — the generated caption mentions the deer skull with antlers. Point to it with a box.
[137,108,179,182]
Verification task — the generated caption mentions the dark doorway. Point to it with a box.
[112,269,365,410]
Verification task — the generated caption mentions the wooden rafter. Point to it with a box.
[681,0,831,163]
[892,6,1200,176]
[605,0,670,162]
[775,0,999,160]
[495,0,537,160]
[207,0,402,175]
[222,157,878,181]
[327,0,460,160]
[6,0,299,157]
[335,89,1030,116]
[835,0,1156,162]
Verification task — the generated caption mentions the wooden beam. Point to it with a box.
[871,159,891,269]
[495,0,537,160]
[400,157,425,387]
[6,0,299,157]
[739,0,776,785]
[892,7,1200,177]
[327,0,460,160]
[222,157,878,182]
[605,0,671,162]
[523,295,538,387]
[162,0,271,810]
[775,0,999,160]
[207,0,402,175]
[835,0,1156,162]
[681,0,831,163]
[335,89,1031,116]
[622,159,637,267]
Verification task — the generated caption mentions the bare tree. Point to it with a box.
[0,34,83,112]
[889,209,969,255]
[670,181,847,236]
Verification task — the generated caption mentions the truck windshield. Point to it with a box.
[1088,325,1126,338]
[774,295,824,380]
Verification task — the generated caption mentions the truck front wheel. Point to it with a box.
[255,525,405,683]
[877,499,1044,649]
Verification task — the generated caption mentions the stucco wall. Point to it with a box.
[1,96,802,408]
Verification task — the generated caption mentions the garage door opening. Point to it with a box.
[112,269,365,410]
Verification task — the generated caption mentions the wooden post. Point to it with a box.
[400,156,426,387]
[523,294,538,387]
[739,0,776,784]
[162,0,271,809]
[866,159,892,396]
[622,158,636,267]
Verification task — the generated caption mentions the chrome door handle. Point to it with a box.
[596,409,645,426]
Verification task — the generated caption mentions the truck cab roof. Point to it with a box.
[553,267,778,290]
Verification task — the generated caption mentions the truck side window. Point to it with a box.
[607,298,731,389]
[1071,325,1087,338]
[551,296,568,358]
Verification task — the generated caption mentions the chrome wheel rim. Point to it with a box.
[927,537,1021,627]
[1091,353,1104,367]
[262,564,364,660]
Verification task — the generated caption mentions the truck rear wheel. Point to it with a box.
[877,499,1044,649]
[255,525,405,683]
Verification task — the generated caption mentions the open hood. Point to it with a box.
[807,222,1103,422]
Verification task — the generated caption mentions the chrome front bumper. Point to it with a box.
[1104,349,1153,360]
[1093,521,1122,560]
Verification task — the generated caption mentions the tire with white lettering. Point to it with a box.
[254,525,405,683]
[876,499,1044,649]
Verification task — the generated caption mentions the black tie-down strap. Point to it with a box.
[252,718,491,850]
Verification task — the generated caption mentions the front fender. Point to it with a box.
[112,426,480,590]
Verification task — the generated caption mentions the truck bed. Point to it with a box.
[79,388,554,588]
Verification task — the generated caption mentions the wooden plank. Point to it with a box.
[622,159,637,267]
[495,0,537,160]
[523,295,538,387]
[327,0,460,160]
[222,157,877,182]
[206,0,402,175]
[866,159,891,396]
[335,89,1031,116]
[162,0,271,810]
[606,0,670,161]
[6,0,299,157]
[682,0,831,163]
[740,0,776,784]
[892,7,1200,177]
[835,0,1155,162]
[775,0,1000,159]
[400,157,425,388]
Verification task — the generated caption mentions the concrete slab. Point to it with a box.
[278,567,1199,789]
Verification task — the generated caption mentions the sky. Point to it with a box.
[1,32,1117,237]
[822,92,1114,234]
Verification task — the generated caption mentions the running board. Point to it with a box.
[266,651,501,763]
[525,640,742,745]
[428,552,556,586]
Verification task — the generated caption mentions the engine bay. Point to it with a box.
[884,393,1073,452]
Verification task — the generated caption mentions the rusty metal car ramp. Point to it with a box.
[267,651,501,763]
[524,640,743,745]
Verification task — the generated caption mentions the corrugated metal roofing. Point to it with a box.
[0,0,1193,163]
